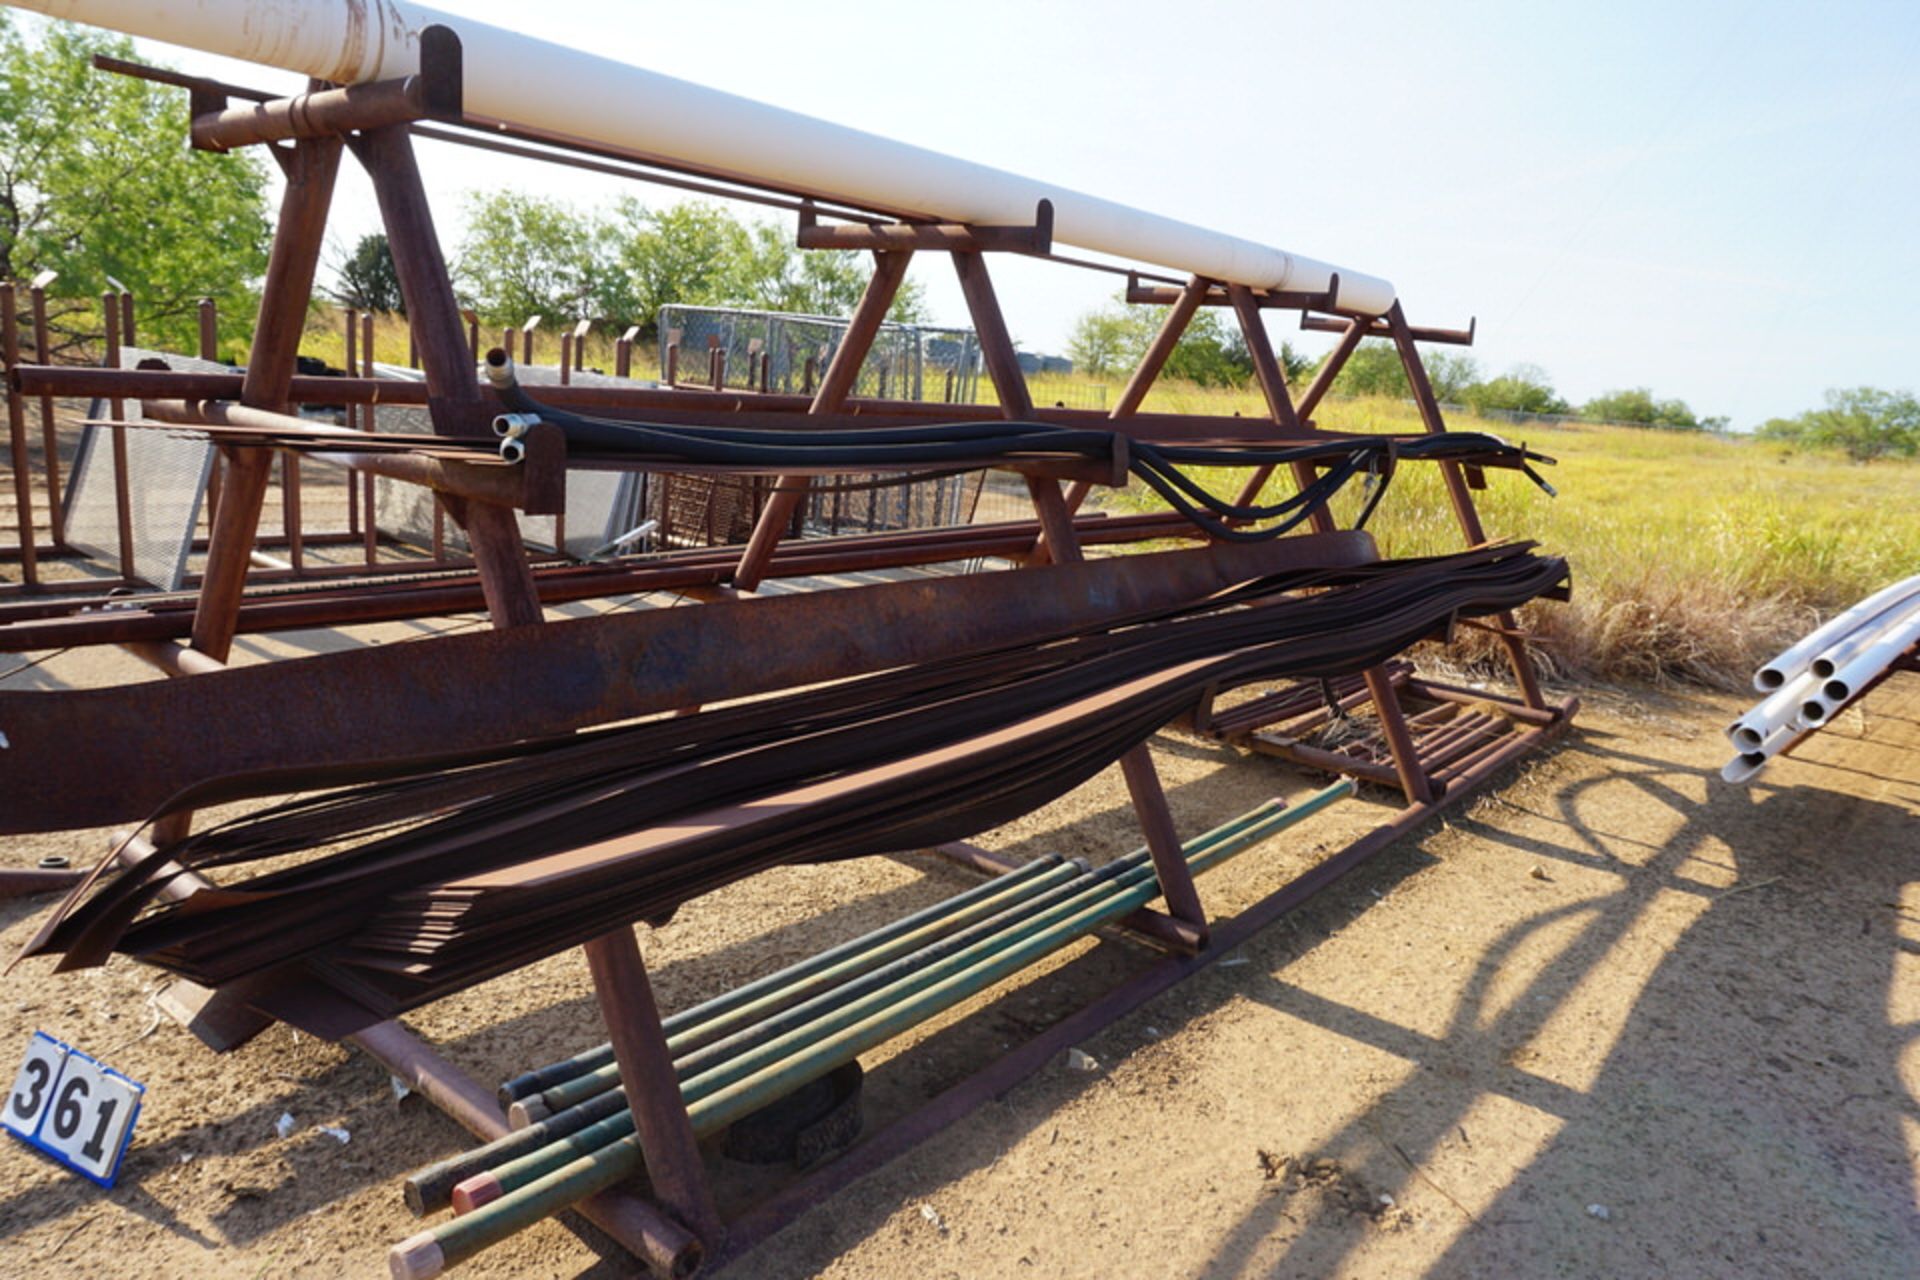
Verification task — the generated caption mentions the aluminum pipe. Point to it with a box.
[11,0,1398,313]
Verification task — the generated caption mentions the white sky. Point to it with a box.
[96,0,1920,428]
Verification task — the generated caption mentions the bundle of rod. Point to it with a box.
[1200,661,1416,738]
[21,545,1567,1034]
[483,353,1556,542]
[383,785,1351,1279]
[1722,572,1920,782]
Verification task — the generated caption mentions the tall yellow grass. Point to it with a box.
[1123,381,1920,688]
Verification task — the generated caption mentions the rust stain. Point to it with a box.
[340,0,369,80]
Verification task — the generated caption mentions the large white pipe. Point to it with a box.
[10,0,1398,314]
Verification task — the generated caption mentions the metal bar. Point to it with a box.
[1027,471,1208,938]
[1297,315,1367,420]
[29,280,62,547]
[361,311,388,564]
[952,251,1032,418]
[1111,275,1208,419]
[281,452,304,573]
[101,291,135,580]
[732,249,912,592]
[190,135,342,662]
[1227,284,1301,432]
[1363,665,1434,804]
[1383,301,1544,710]
[0,534,1378,832]
[197,297,220,360]
[353,123,541,626]
[1,284,37,584]
[796,199,1051,254]
[1228,284,1330,528]
[580,928,723,1246]
[192,75,441,152]
[1302,313,1475,347]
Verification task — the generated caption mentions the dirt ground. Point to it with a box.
[1,623,1917,1279]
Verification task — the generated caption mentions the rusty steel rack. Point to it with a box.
[1,29,1576,1280]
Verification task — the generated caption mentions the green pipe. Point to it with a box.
[416,856,1083,1213]
[498,853,1073,1104]
[471,859,1155,1198]
[521,797,1283,1122]
[531,858,1101,1117]
[419,858,1102,1211]
[692,785,1355,1137]
[420,784,1353,1270]
[442,788,1347,1230]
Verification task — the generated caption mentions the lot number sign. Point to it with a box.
[4,1031,144,1186]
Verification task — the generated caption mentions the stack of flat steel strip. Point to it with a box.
[21,545,1568,1039]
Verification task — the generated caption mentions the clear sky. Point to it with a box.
[102,0,1920,428]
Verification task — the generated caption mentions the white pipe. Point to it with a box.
[1811,592,1920,680]
[1726,669,1818,752]
[1753,571,1920,691]
[1813,614,1920,710]
[1721,723,1795,785]
[10,0,1398,314]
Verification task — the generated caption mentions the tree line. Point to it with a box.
[1066,294,1730,431]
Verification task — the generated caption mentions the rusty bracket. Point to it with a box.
[798,198,1053,255]
[1125,271,1341,314]
[185,25,462,152]
[1300,313,1477,347]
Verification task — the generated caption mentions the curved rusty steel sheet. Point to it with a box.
[0,533,1377,833]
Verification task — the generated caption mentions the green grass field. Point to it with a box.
[297,312,1920,689]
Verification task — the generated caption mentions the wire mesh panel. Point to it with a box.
[656,305,984,404]
[66,348,219,589]
[651,474,775,548]
[800,472,983,537]
[653,305,988,544]
[370,364,649,559]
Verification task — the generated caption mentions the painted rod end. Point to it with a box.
[451,1172,505,1215]
[508,1096,550,1127]
[389,1232,445,1280]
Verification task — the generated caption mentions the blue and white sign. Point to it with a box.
[4,1031,144,1187]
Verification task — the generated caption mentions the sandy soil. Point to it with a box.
[1,635,1916,1279]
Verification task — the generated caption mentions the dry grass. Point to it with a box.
[1118,382,1920,690]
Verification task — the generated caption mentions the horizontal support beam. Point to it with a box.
[797,200,1052,254]
[1125,272,1339,313]
[10,364,1374,445]
[192,74,451,151]
[0,511,1200,650]
[1299,314,1477,347]
[140,400,567,514]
